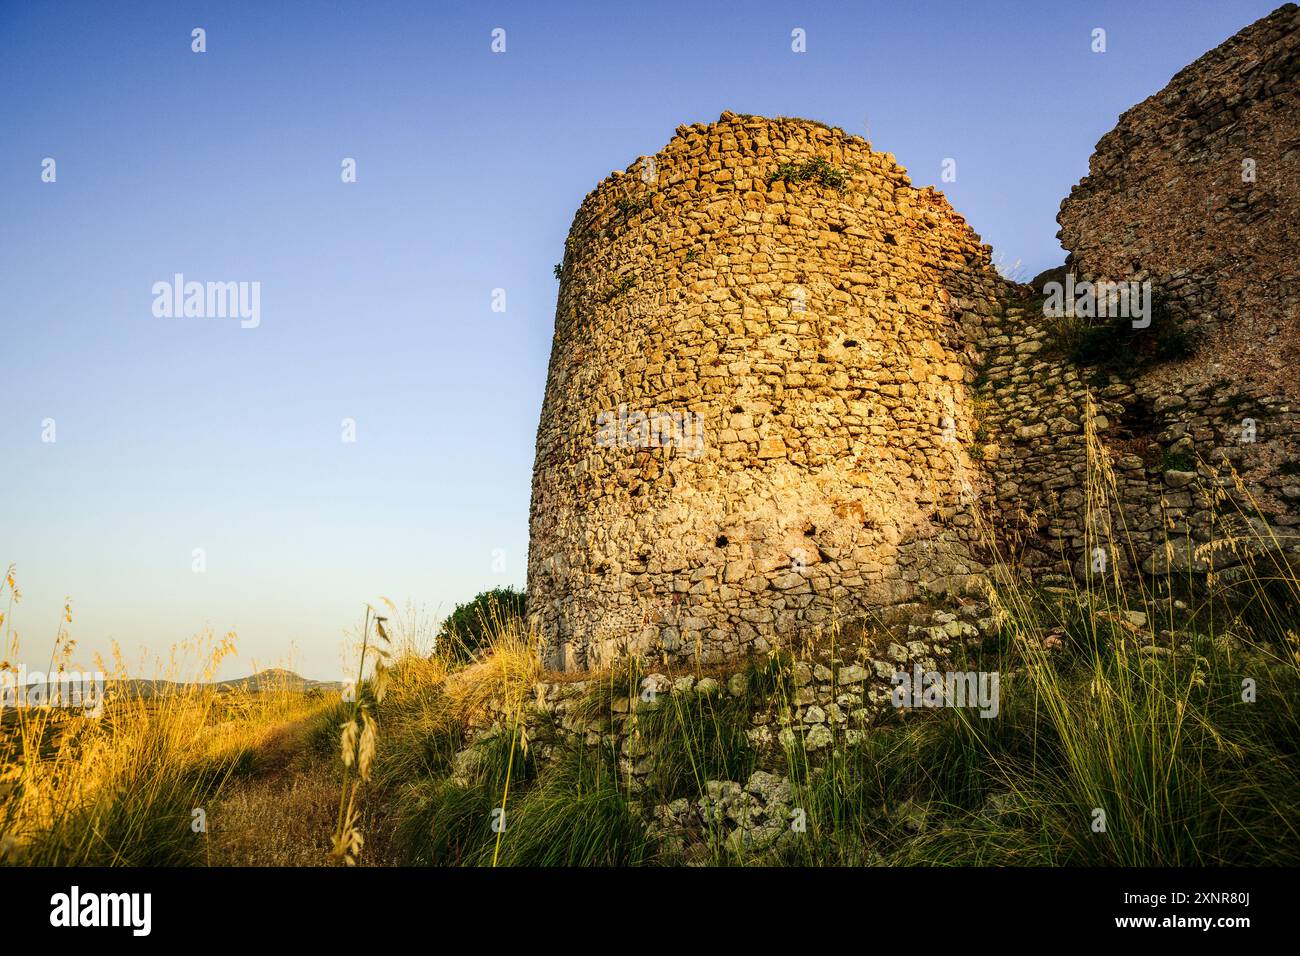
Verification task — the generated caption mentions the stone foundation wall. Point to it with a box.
[459,601,1002,855]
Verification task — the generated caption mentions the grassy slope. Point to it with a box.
[359,584,1297,867]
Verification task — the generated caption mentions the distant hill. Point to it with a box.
[101,669,343,699]
[214,668,344,694]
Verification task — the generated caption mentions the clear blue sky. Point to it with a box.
[0,0,1277,680]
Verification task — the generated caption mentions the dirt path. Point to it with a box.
[204,711,395,866]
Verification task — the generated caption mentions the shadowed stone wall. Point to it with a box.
[985,3,1300,583]
[1057,2,1300,392]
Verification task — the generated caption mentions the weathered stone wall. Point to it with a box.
[528,8,1300,673]
[976,304,1300,581]
[981,3,1300,582]
[528,113,1009,671]
[1057,2,1300,393]
[460,600,1003,857]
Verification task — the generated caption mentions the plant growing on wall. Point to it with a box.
[604,273,639,302]
[1045,289,1196,375]
[767,157,852,191]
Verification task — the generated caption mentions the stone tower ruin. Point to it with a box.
[529,6,1300,673]
[528,114,1010,670]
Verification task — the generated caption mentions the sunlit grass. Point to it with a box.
[0,573,328,866]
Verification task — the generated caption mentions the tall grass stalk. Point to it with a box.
[1,572,317,866]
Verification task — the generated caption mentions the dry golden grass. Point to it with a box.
[0,570,337,866]
[208,764,342,866]
[442,623,540,721]
[206,708,396,867]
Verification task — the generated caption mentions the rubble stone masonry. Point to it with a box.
[529,6,1300,671]
[1057,2,1299,391]
[529,113,1008,670]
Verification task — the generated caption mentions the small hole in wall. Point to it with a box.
[1118,394,1160,438]
[884,233,897,245]
[715,535,729,548]
[843,339,858,348]
[804,524,817,536]
[732,405,744,414]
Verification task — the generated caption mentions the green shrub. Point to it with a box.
[767,157,851,191]
[482,746,652,866]
[614,195,650,217]
[435,587,526,664]
[604,273,638,302]
[1047,289,1196,374]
